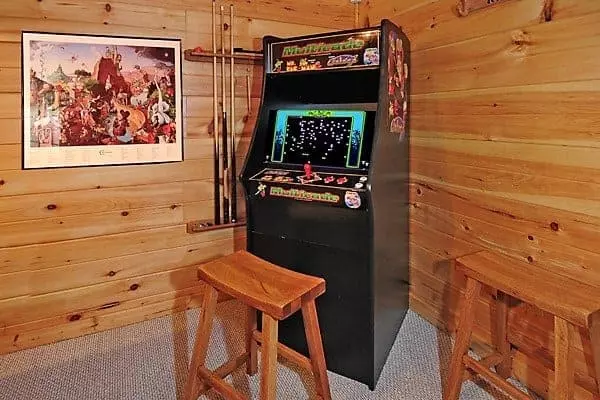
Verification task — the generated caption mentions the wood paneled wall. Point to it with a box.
[368,0,600,398]
[0,0,352,355]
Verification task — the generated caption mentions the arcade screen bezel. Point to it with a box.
[265,108,373,171]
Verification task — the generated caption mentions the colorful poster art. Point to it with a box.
[22,32,183,169]
[387,30,408,139]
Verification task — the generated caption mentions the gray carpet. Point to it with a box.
[0,300,529,399]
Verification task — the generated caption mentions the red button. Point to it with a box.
[336,177,348,185]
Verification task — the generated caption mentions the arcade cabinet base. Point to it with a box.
[251,232,408,391]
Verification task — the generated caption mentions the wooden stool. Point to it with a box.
[444,250,600,400]
[183,250,332,400]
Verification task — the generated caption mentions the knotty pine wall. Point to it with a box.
[367,0,600,398]
[0,0,353,355]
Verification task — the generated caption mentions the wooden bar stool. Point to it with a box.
[444,250,600,400]
[183,250,332,400]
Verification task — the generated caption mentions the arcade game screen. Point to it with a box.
[267,109,372,169]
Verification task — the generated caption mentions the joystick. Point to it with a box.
[303,162,312,178]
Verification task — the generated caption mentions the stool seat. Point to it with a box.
[185,250,332,400]
[456,251,600,328]
[198,250,326,320]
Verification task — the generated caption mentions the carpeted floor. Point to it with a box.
[0,300,534,399]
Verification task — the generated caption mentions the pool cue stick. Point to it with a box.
[246,72,251,116]
[229,3,237,222]
[220,4,230,224]
[351,0,361,28]
[211,0,221,225]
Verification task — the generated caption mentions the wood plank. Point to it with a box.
[0,144,20,171]
[412,138,600,177]
[410,179,600,259]
[185,0,353,28]
[411,113,600,147]
[554,317,576,399]
[3,1,186,32]
[411,157,600,217]
[0,271,29,301]
[411,12,600,94]
[0,42,21,68]
[0,203,184,248]
[185,116,256,139]
[410,219,481,260]
[29,237,234,296]
[0,224,235,273]
[411,80,600,116]
[413,43,600,94]
[0,286,203,354]
[0,265,201,327]
[0,17,184,45]
[0,119,20,145]
[0,67,20,94]
[0,180,211,223]
[186,96,261,118]
[0,93,19,119]
[0,159,212,196]
[185,10,332,50]
[376,0,600,51]
[384,0,544,51]
[182,72,262,98]
[410,199,600,287]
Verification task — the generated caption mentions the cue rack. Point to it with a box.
[213,1,237,226]
[184,1,262,233]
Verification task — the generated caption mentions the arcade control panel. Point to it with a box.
[249,163,369,210]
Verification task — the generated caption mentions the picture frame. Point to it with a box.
[21,31,183,169]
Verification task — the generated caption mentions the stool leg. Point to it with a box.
[554,316,575,400]
[444,277,482,400]
[247,306,258,375]
[302,300,332,400]
[588,314,600,396]
[494,291,513,379]
[260,313,279,400]
[183,285,219,400]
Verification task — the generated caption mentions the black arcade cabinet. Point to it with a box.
[240,20,410,390]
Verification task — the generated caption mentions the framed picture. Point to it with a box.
[21,31,183,169]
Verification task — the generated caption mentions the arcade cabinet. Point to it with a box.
[240,20,410,390]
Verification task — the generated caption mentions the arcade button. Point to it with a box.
[336,176,348,185]
[324,176,335,184]
[360,176,368,182]
[354,183,364,189]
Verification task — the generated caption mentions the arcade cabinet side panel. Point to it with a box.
[240,35,280,246]
[370,19,411,383]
